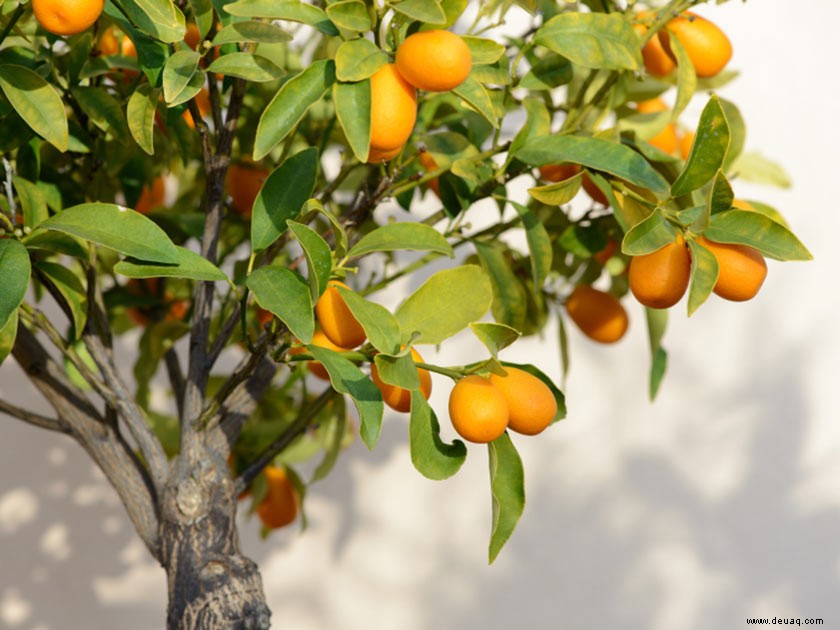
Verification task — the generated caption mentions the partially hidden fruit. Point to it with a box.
[315,280,367,349]
[290,329,347,381]
[367,145,404,163]
[628,234,691,309]
[98,26,135,57]
[679,130,695,160]
[256,466,298,530]
[225,162,269,218]
[448,375,509,444]
[126,278,188,326]
[539,163,581,183]
[368,64,417,161]
[582,173,609,205]
[731,199,755,212]
[33,0,104,36]
[697,236,767,302]
[134,176,166,214]
[370,347,432,413]
[660,12,732,78]
[419,151,440,197]
[183,88,212,129]
[489,367,557,436]
[636,98,678,155]
[395,30,472,92]
[634,19,676,77]
[565,285,629,344]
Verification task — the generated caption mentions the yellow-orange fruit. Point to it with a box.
[448,375,509,443]
[290,329,347,380]
[679,130,695,160]
[565,285,629,344]
[395,30,472,92]
[636,98,678,155]
[256,466,298,529]
[33,0,104,35]
[225,163,269,218]
[98,26,134,56]
[370,347,432,413]
[660,12,732,78]
[314,280,367,349]
[697,236,767,302]
[634,21,677,77]
[731,199,755,212]
[367,145,403,163]
[369,64,417,155]
[538,163,581,183]
[489,367,557,436]
[628,234,691,309]
[135,176,166,214]
[184,23,201,50]
[418,151,441,197]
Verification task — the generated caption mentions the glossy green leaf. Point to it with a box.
[162,50,201,104]
[333,80,371,163]
[325,0,369,31]
[373,351,418,390]
[71,87,130,142]
[527,172,582,205]
[115,0,186,43]
[114,246,227,281]
[519,54,572,90]
[0,240,31,331]
[127,85,158,155]
[515,134,670,197]
[189,0,213,39]
[391,0,446,23]
[0,65,68,152]
[475,241,527,331]
[621,209,677,256]
[35,261,88,338]
[254,60,336,160]
[645,307,668,401]
[470,322,521,359]
[704,170,734,228]
[729,151,792,189]
[509,200,552,288]
[24,231,87,259]
[668,34,696,121]
[212,21,292,45]
[0,308,18,366]
[534,13,641,71]
[337,288,400,354]
[704,210,812,261]
[462,36,505,65]
[335,39,387,82]
[224,0,338,35]
[719,98,745,171]
[686,238,719,316]
[488,432,525,564]
[672,95,730,197]
[452,75,499,128]
[251,147,319,252]
[396,265,493,345]
[509,98,551,161]
[410,394,467,481]
[40,203,178,264]
[287,221,332,301]
[12,176,49,229]
[247,266,314,343]
[208,52,284,82]
[348,222,453,259]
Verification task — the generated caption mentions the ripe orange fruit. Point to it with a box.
[367,145,404,163]
[184,23,201,50]
[256,307,273,329]
[289,330,348,380]
[314,280,367,349]
[636,98,678,155]
[370,347,432,413]
[565,285,629,344]
[448,375,509,444]
[98,26,134,56]
[628,234,691,309]
[125,278,188,326]
[134,176,166,214]
[679,130,695,160]
[696,236,767,302]
[418,151,440,197]
[395,30,471,92]
[594,239,618,265]
[582,172,609,205]
[660,12,732,78]
[369,64,417,159]
[183,88,212,129]
[538,163,581,183]
[256,466,298,530]
[33,0,104,36]
[634,20,676,77]
[225,162,269,218]
[489,367,556,436]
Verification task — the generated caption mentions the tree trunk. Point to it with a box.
[159,449,271,629]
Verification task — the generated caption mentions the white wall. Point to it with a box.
[2,1,838,628]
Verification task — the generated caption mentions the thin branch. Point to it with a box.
[206,299,242,369]
[0,399,69,434]
[164,347,186,420]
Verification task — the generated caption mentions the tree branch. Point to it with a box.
[0,399,69,434]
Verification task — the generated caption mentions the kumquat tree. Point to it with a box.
[0,0,811,626]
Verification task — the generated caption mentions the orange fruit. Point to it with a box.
[628,234,691,309]
[448,375,509,444]
[538,163,581,183]
[395,30,471,92]
[679,130,695,160]
[594,239,618,265]
[582,172,609,205]
[565,285,629,344]
[370,347,432,413]
[225,162,269,218]
[634,20,676,77]
[314,280,367,349]
[489,367,556,436]
[33,0,104,36]
[256,307,273,329]
[368,64,417,158]
[696,236,767,302]
[184,23,201,50]
[125,278,188,326]
[731,199,755,212]
[636,98,678,155]
[183,88,212,129]
[290,329,348,381]
[418,151,440,197]
[255,466,298,530]
[367,145,404,163]
[134,176,166,214]
[659,12,732,78]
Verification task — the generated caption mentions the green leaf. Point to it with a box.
[488,432,525,564]
[534,13,641,71]
[325,0,370,31]
[254,60,336,160]
[704,210,812,261]
[509,98,551,161]
[719,98,745,171]
[452,75,499,128]
[527,172,582,205]
[668,34,696,121]
[162,50,201,104]
[211,21,292,45]
[116,0,186,43]
[396,265,492,345]
[0,308,18,366]
[71,87,130,142]
[114,246,228,281]
[333,80,371,163]
[190,0,214,39]
[223,0,339,35]
[686,238,719,316]
[335,38,388,82]
[127,85,158,155]
[373,351,418,389]
[336,288,400,354]
[518,54,573,90]
[469,322,521,359]
[462,36,505,64]
[0,240,31,331]
[12,176,49,229]
[251,147,319,252]
[24,231,88,259]
[247,266,314,343]
[620,209,677,256]
[40,203,178,264]
[729,151,792,189]
[475,241,527,331]
[307,346,384,449]
[35,262,88,338]
[410,394,467,481]
[207,52,284,82]
[515,134,670,197]
[287,221,332,302]
[509,200,552,288]
[311,403,347,483]
[0,65,69,152]
[671,95,730,197]
[645,308,668,401]
[347,222,453,259]
[391,0,446,24]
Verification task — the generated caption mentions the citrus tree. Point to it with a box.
[0,0,811,627]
